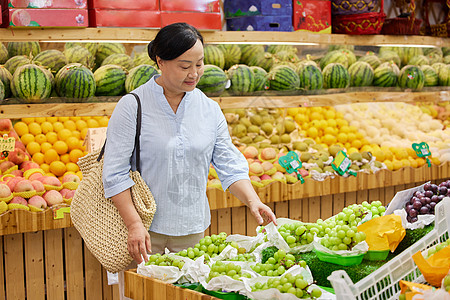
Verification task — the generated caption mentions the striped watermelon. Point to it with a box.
[408,55,430,66]
[424,48,443,65]
[248,52,275,72]
[322,63,350,89]
[320,50,349,70]
[41,67,55,88]
[101,53,134,70]
[96,43,126,65]
[295,56,318,73]
[0,66,13,98]
[125,65,158,93]
[274,50,300,63]
[64,45,95,69]
[226,64,254,95]
[420,65,438,87]
[328,45,354,52]
[204,45,225,69]
[217,44,241,70]
[55,64,96,98]
[267,65,300,91]
[240,45,265,65]
[0,43,7,64]
[94,65,127,96]
[341,49,356,67]
[7,42,40,58]
[298,64,323,90]
[373,62,400,87]
[64,42,98,57]
[437,64,450,86]
[348,61,374,87]
[432,62,446,77]
[267,45,298,54]
[398,65,425,90]
[196,65,228,96]
[401,47,423,66]
[0,81,4,101]
[4,55,31,75]
[378,50,401,67]
[133,52,157,68]
[32,50,67,75]
[11,64,52,102]
[358,54,381,69]
[249,66,268,91]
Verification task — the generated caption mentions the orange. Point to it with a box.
[70,116,81,121]
[60,154,70,164]
[307,127,318,139]
[347,147,359,155]
[351,139,362,149]
[348,125,358,133]
[69,149,84,163]
[322,134,337,146]
[80,128,89,140]
[347,133,356,143]
[86,119,100,128]
[75,120,88,131]
[324,110,336,119]
[327,119,337,128]
[294,114,308,125]
[71,130,81,140]
[98,116,109,127]
[22,117,35,124]
[45,132,58,144]
[287,108,299,117]
[373,149,385,162]
[53,141,68,155]
[26,142,41,155]
[57,129,72,141]
[63,120,77,131]
[49,161,66,177]
[344,142,352,150]
[66,162,79,173]
[66,136,80,151]
[40,142,52,153]
[21,133,35,145]
[52,122,64,133]
[32,152,45,165]
[392,160,403,171]
[44,149,60,164]
[46,117,58,123]
[14,121,29,136]
[355,132,364,139]
[28,122,42,136]
[431,157,440,165]
[336,119,348,128]
[35,117,46,124]
[34,133,47,144]
[416,158,426,167]
[406,148,417,158]
[309,112,323,121]
[40,121,53,134]
[81,116,91,121]
[340,125,351,134]
[40,163,50,173]
[76,171,83,180]
[409,158,418,168]
[400,159,411,168]
[337,133,348,144]
[58,117,70,122]
[383,160,393,171]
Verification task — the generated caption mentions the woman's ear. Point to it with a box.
[156,56,163,68]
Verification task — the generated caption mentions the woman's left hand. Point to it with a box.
[249,201,277,226]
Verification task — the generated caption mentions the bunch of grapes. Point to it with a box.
[250,249,307,277]
[228,253,256,262]
[361,200,386,218]
[405,181,449,223]
[426,239,450,258]
[278,222,318,248]
[177,232,238,261]
[145,253,185,270]
[444,274,450,292]
[207,261,251,282]
[251,272,322,299]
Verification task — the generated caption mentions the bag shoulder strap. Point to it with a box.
[97,93,143,173]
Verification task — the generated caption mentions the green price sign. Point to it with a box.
[412,142,431,167]
[332,150,357,177]
[278,151,305,184]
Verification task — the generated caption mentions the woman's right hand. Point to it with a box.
[127,222,152,264]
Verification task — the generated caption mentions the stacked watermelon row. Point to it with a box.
[0,41,160,102]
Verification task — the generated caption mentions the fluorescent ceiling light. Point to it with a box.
[210,41,319,46]
[376,44,437,48]
[40,40,150,43]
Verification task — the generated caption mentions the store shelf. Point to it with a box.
[0,28,449,47]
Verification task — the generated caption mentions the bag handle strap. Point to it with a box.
[97,92,142,173]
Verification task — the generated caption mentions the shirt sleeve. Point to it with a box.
[102,94,138,198]
[211,104,250,191]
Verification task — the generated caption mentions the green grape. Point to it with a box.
[310,288,322,298]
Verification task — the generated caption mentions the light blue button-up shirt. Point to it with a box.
[102,75,249,236]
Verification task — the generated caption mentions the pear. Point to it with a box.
[235,109,246,118]
[361,151,373,161]
[253,135,265,143]
[239,117,252,128]
[262,115,275,123]
[310,167,324,173]
[280,134,291,144]
[248,125,260,134]
[284,119,296,133]
[312,144,324,151]
[304,138,315,145]
[300,152,312,162]
[329,145,343,157]
[350,164,360,171]
[250,114,263,126]
[270,135,280,144]
[276,122,285,135]
[232,124,247,138]
[374,161,383,168]
[293,142,308,151]
[324,166,335,173]
[259,142,271,149]
[239,136,253,144]
[261,122,273,135]
[349,152,363,162]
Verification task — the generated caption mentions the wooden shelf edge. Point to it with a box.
[0,28,449,47]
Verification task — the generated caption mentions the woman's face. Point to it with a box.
[157,39,204,95]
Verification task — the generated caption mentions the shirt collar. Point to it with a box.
[150,74,194,101]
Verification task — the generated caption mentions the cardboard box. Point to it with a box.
[160,0,220,13]
[293,0,331,33]
[89,9,160,28]
[83,127,106,153]
[5,0,86,9]
[226,15,293,31]
[224,0,292,18]
[87,0,158,10]
[4,8,88,27]
[161,11,221,30]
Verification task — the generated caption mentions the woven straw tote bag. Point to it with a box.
[71,93,156,273]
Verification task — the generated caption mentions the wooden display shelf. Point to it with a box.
[124,269,218,300]
[0,90,449,118]
[0,28,449,47]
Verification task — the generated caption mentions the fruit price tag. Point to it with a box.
[412,142,431,167]
[278,151,304,184]
[53,206,71,219]
[332,150,357,177]
[0,134,15,153]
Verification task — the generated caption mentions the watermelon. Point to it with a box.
[56,64,96,98]
[328,45,354,52]
[196,65,228,96]
[437,64,450,86]
[64,45,95,69]
[378,50,401,67]
[32,50,67,75]
[0,66,13,98]
[398,65,425,90]
[248,52,275,72]
[322,63,350,89]
[341,49,356,67]
[133,52,157,68]
[358,54,381,69]
[7,42,40,58]
[408,55,430,66]
[240,45,265,65]
[0,81,4,101]
[4,55,31,75]
[320,50,350,70]
[443,47,450,56]
[101,53,134,70]
[267,45,298,54]
[274,50,300,63]
[373,62,400,87]
[204,45,225,69]
[420,65,438,87]
[295,56,318,72]
[0,43,8,64]
[41,67,55,88]
[402,47,423,66]
[348,61,374,87]
[267,65,300,91]
[96,43,126,65]
[298,64,323,90]
[424,47,442,56]
[125,65,158,93]
[426,52,443,65]
[94,65,127,96]
[11,64,52,102]
[226,64,254,95]
[250,66,268,91]
[64,42,98,57]
[217,44,241,70]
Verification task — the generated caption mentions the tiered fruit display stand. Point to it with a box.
[0,28,449,300]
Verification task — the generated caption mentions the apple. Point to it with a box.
[61,189,75,199]
[0,119,12,133]
[9,170,23,177]
[22,161,40,172]
[14,141,26,152]
[13,179,34,193]
[6,177,23,191]
[43,190,64,206]
[8,130,19,140]
[28,172,44,181]
[8,149,26,165]
[0,161,15,173]
[10,196,27,206]
[28,195,47,209]
[0,184,12,198]
[62,174,81,184]
[41,176,62,187]
[31,180,45,193]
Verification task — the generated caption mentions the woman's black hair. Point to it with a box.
[148,23,204,65]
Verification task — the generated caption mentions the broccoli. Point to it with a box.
[261,246,278,264]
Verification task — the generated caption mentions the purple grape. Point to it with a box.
[411,217,418,223]
[439,181,448,188]
[437,195,445,202]
[407,215,412,223]
[405,204,413,212]
[424,183,432,191]
[438,186,448,195]
[420,206,429,214]
[420,197,428,205]
[425,197,432,204]
[431,195,439,202]
[430,202,436,209]
[425,204,431,210]
[430,184,438,193]
[413,201,422,209]
[424,190,434,198]
[409,208,418,217]
[415,192,424,198]
[410,196,419,204]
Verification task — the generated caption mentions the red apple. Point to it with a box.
[8,130,19,140]
[41,176,62,187]
[22,161,40,172]
[0,161,15,173]
[61,174,81,184]
[6,177,23,191]
[28,195,47,209]
[0,119,12,133]
[31,180,45,193]
[0,184,12,198]
[14,141,26,152]
[13,179,34,193]
[62,189,75,199]
[28,172,44,181]
[9,169,23,177]
[8,149,26,165]
[43,190,64,206]
[10,196,27,205]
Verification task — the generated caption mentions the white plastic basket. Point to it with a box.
[327,197,450,300]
